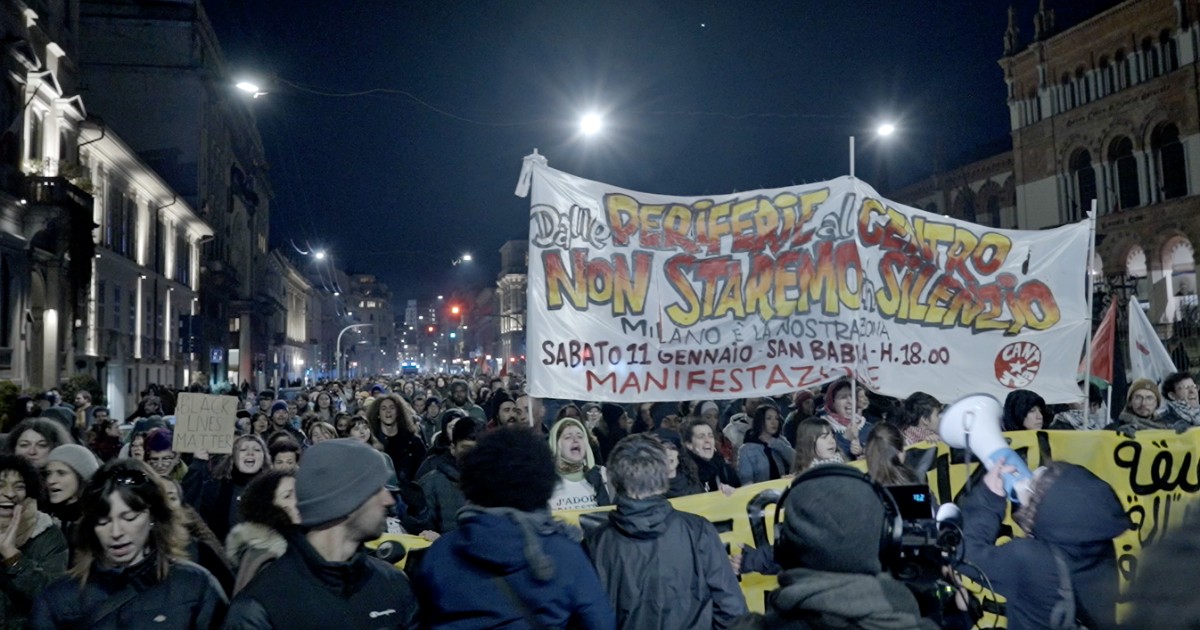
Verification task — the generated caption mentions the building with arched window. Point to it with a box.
[894,0,1200,335]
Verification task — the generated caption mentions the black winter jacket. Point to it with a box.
[584,495,747,629]
[689,450,740,492]
[222,532,418,629]
[958,464,1130,630]
[381,431,427,484]
[418,457,466,534]
[30,556,227,629]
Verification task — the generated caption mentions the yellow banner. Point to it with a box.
[555,430,1198,619]
[375,430,1196,622]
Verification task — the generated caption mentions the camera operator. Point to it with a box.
[958,458,1130,630]
[737,464,937,629]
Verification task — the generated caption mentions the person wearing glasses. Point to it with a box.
[30,459,227,628]
[143,429,188,483]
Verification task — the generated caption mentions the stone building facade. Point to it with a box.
[894,0,1200,334]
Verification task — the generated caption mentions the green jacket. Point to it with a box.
[0,511,68,629]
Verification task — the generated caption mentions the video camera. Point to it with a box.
[883,484,963,583]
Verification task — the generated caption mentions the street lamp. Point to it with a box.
[335,323,373,380]
[314,250,326,260]
[452,254,473,266]
[235,81,268,99]
[580,112,603,136]
[849,122,897,178]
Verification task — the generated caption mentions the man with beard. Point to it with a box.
[485,389,522,430]
[1113,379,1176,435]
[267,400,306,444]
[681,417,740,495]
[224,439,419,628]
[439,379,485,423]
[1158,371,1200,430]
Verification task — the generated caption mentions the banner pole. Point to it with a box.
[849,136,856,178]
[1083,200,1098,410]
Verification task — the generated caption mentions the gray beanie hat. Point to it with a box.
[775,465,885,575]
[295,438,390,528]
[46,444,100,483]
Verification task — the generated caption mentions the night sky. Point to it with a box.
[204,0,1121,300]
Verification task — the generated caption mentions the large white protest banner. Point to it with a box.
[517,157,1091,404]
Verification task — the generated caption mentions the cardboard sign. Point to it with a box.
[173,393,238,454]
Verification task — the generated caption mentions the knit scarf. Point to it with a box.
[825,412,852,432]
[556,456,586,479]
[456,505,581,581]
[1166,400,1200,426]
[902,425,939,446]
[809,454,846,468]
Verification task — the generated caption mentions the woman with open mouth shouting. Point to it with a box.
[185,434,271,544]
[30,459,227,628]
[548,417,613,511]
[0,454,69,627]
[44,445,100,566]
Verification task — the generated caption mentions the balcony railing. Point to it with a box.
[23,175,94,213]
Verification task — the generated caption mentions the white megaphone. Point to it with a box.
[939,393,1034,503]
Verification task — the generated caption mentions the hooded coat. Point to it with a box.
[959,463,1130,630]
[1001,390,1049,432]
[225,522,288,596]
[584,495,747,629]
[415,507,615,629]
[548,418,613,511]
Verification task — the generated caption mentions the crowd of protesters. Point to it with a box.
[0,368,1196,628]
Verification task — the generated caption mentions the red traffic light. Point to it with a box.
[450,305,461,315]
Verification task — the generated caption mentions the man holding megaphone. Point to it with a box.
[940,394,1131,630]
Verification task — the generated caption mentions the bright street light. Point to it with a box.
[580,112,603,136]
[235,81,267,98]
[314,250,326,260]
[849,121,898,178]
[452,253,473,266]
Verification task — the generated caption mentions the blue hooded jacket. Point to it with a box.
[415,509,615,629]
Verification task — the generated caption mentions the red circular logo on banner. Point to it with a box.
[994,342,1042,388]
